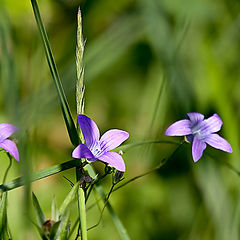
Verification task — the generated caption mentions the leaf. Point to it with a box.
[0,159,80,192]
[54,210,70,240]
[58,182,79,217]
[49,221,61,240]
[0,192,10,239]
[32,192,46,228]
[30,0,79,147]
[51,196,59,222]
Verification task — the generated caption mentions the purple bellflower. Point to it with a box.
[165,112,232,162]
[0,123,19,161]
[72,115,129,172]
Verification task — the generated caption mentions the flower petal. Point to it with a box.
[205,134,232,153]
[0,123,19,142]
[200,114,223,135]
[72,144,95,159]
[98,151,126,172]
[77,115,100,148]
[0,139,19,161]
[165,119,192,136]
[187,112,204,124]
[192,137,206,162]
[100,129,129,152]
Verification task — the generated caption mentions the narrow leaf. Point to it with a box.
[32,192,46,228]
[0,192,10,239]
[0,159,81,192]
[30,0,79,146]
[51,196,59,222]
[54,210,70,240]
[49,221,61,239]
[58,182,79,217]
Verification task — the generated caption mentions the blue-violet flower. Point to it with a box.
[72,115,129,172]
[165,112,232,162]
[0,123,19,161]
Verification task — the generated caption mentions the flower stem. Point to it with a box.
[77,187,87,240]
[2,153,12,184]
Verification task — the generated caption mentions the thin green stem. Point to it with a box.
[115,140,179,152]
[87,184,115,231]
[2,153,12,184]
[77,187,87,240]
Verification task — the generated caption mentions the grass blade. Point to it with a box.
[30,0,79,146]
[32,192,46,228]
[58,182,79,217]
[0,159,81,192]
[0,193,10,239]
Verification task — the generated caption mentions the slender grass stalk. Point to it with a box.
[30,0,79,147]
[77,187,87,240]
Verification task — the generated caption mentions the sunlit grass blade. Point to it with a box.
[0,159,80,192]
[58,182,79,217]
[86,165,130,240]
[32,192,46,228]
[51,196,59,222]
[30,0,79,146]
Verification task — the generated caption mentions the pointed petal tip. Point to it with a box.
[98,151,126,172]
[72,144,95,159]
[165,119,192,136]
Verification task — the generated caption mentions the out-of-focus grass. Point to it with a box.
[1,0,240,239]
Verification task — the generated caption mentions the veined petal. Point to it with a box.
[165,119,192,136]
[100,129,129,152]
[0,123,19,142]
[72,144,95,159]
[200,114,223,135]
[77,115,100,148]
[187,112,204,124]
[205,134,232,153]
[192,137,206,162]
[98,151,126,172]
[0,139,19,161]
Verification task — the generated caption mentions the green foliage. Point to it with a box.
[0,193,10,239]
[1,0,240,239]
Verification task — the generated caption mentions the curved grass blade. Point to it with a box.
[30,0,79,146]
[0,159,81,192]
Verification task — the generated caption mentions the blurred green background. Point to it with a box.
[1,0,240,239]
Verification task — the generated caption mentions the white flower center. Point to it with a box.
[90,142,103,157]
